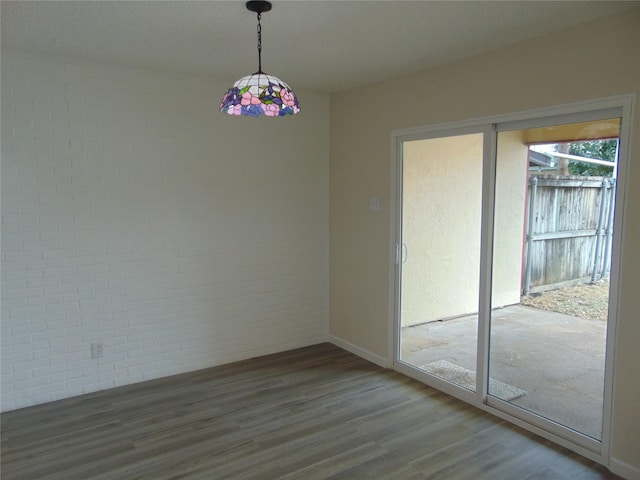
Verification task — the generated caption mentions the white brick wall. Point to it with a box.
[1,52,330,411]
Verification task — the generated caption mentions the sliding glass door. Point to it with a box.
[487,117,621,442]
[398,132,483,393]
[393,98,631,459]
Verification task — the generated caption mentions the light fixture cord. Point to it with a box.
[256,12,263,73]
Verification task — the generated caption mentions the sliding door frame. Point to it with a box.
[389,94,634,467]
[391,123,491,408]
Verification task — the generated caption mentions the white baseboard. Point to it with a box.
[610,458,640,480]
[329,335,390,368]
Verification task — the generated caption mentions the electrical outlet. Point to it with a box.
[91,342,104,359]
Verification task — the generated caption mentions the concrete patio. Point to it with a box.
[401,304,608,439]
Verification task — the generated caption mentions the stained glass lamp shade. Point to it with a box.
[220,72,300,117]
[220,1,300,117]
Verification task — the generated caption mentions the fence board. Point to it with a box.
[523,175,614,294]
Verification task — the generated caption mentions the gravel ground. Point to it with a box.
[520,279,610,322]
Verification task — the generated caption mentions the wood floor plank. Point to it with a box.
[1,343,621,479]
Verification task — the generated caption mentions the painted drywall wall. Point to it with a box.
[1,52,330,411]
[330,8,640,474]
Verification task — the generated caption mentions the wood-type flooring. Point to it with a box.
[1,343,621,479]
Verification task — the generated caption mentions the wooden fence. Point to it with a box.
[522,175,615,295]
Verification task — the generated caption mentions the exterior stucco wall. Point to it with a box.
[401,131,527,327]
[493,131,529,307]
[401,134,483,326]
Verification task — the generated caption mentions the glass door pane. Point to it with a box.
[399,133,483,392]
[489,119,619,440]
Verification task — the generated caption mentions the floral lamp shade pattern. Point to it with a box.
[220,72,300,117]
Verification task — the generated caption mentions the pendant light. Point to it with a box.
[220,1,300,117]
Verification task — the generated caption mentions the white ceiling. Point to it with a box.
[2,1,637,93]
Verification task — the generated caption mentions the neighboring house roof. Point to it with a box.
[529,150,555,170]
